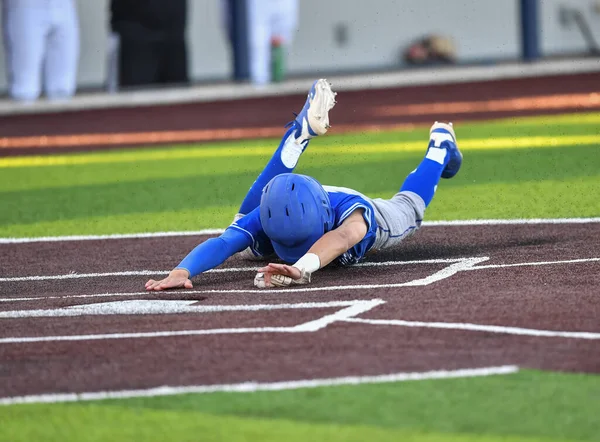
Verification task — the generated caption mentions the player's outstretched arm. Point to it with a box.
[145,228,252,291]
[256,210,368,288]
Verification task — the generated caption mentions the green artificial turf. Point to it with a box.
[1,370,598,442]
[0,112,599,238]
[1,113,599,442]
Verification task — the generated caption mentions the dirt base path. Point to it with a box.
[1,223,598,397]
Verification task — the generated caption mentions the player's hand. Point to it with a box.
[254,263,305,288]
[145,269,193,291]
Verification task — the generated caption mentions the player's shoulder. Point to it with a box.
[323,185,376,229]
[323,184,366,198]
[323,185,371,207]
[229,207,262,235]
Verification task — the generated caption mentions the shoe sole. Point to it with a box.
[430,122,463,179]
[306,79,337,136]
[430,121,457,143]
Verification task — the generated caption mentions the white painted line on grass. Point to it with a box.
[0,299,379,319]
[0,365,519,405]
[343,318,600,340]
[1,218,599,244]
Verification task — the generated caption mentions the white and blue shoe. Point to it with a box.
[294,79,337,142]
[429,122,462,179]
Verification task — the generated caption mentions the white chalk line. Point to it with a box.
[0,257,600,288]
[0,258,464,283]
[0,267,256,283]
[0,290,191,303]
[1,256,598,303]
[0,265,476,300]
[0,299,381,319]
[0,281,453,299]
[464,257,600,270]
[343,318,600,340]
[0,299,385,343]
[1,217,599,244]
[5,255,599,284]
[0,327,294,344]
[0,229,225,244]
[292,299,385,332]
[0,365,519,406]
[401,257,488,286]
[423,218,600,226]
[358,258,462,267]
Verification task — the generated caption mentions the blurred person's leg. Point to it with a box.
[114,22,160,87]
[221,0,234,43]
[1,0,48,101]
[44,0,79,100]
[158,0,189,86]
[106,32,120,93]
[247,0,272,85]
[271,0,297,44]
[159,34,189,85]
[224,0,252,81]
[161,0,189,85]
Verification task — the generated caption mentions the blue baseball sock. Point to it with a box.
[400,145,449,206]
[238,122,308,214]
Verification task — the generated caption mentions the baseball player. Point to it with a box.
[145,79,462,290]
[2,0,79,101]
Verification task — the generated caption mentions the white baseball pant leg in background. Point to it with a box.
[2,0,79,101]
[44,0,79,100]
[247,0,298,85]
[2,0,47,101]
[270,0,297,44]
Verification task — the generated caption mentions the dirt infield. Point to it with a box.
[1,72,599,156]
[1,222,599,398]
[1,72,599,400]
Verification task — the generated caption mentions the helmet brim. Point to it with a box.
[271,231,322,263]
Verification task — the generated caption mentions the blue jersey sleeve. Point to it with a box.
[176,228,252,277]
[229,207,275,258]
[328,192,378,266]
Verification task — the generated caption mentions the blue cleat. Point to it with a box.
[294,79,337,142]
[429,122,462,179]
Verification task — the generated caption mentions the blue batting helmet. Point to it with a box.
[260,173,334,263]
